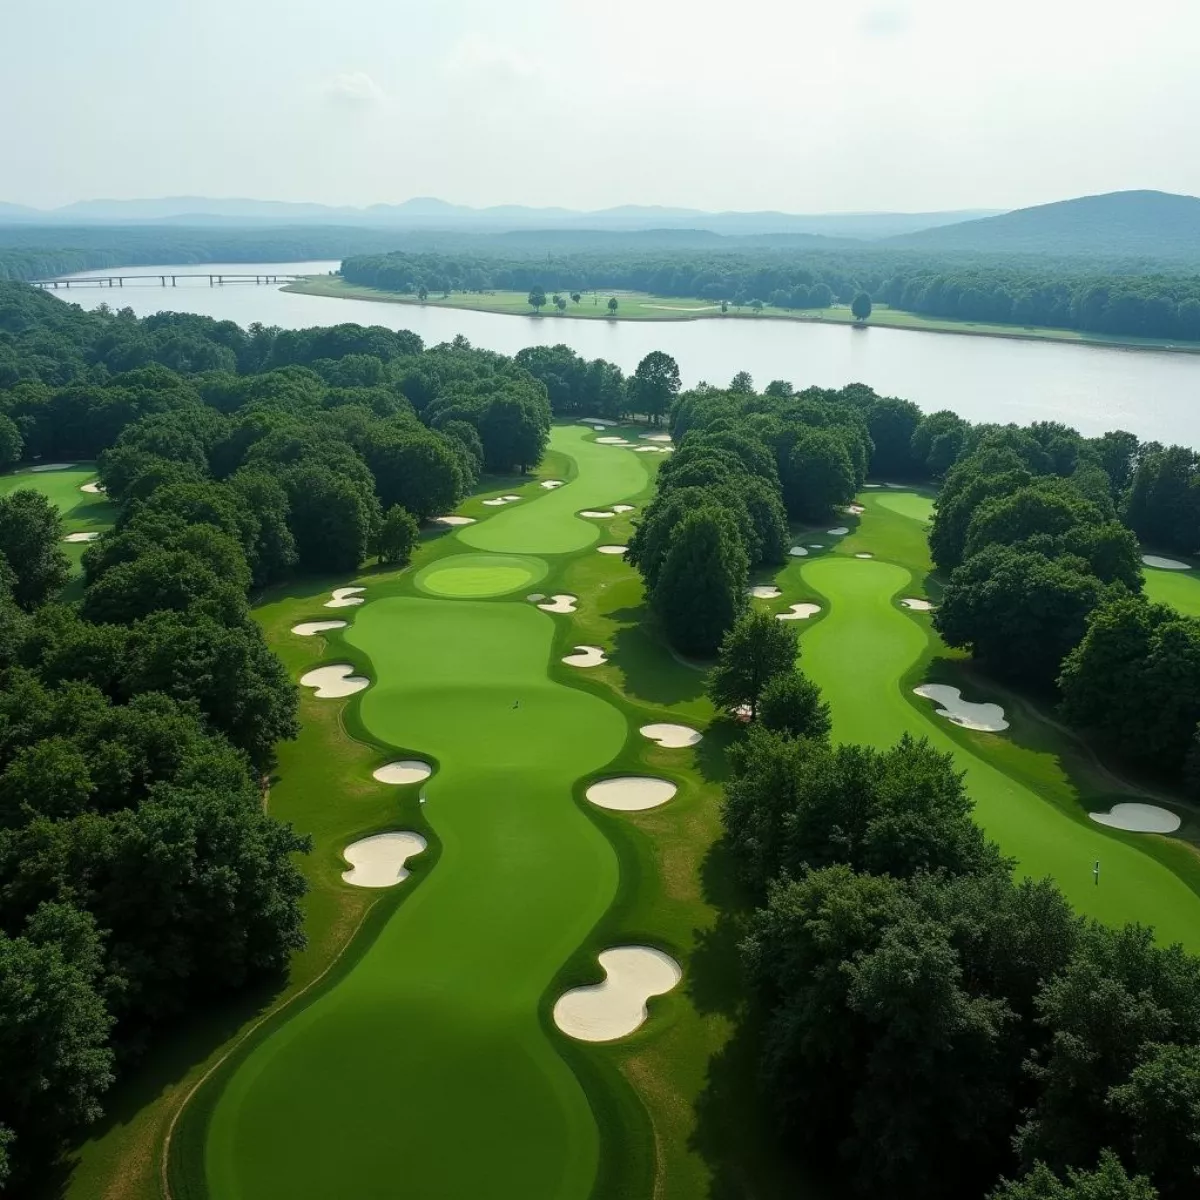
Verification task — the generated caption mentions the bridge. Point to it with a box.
[31,272,309,289]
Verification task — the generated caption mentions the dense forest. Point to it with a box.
[343,247,1200,342]
[0,282,557,1187]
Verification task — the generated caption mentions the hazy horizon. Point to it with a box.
[4,0,1198,212]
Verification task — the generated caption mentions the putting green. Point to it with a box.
[205,607,631,1192]
[799,551,1200,949]
[416,552,547,598]
[459,426,650,554]
[1143,564,1200,617]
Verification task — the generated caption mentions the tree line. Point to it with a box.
[0,283,559,1185]
[702,603,1200,1199]
[341,247,1200,342]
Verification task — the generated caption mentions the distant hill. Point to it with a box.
[889,190,1200,258]
[0,196,1000,240]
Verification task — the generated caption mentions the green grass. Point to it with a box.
[795,494,1200,949]
[414,551,548,597]
[284,277,1200,354]
[1142,561,1200,617]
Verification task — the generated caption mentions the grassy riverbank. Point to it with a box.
[284,276,1200,354]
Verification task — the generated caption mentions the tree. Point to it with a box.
[528,287,546,313]
[782,427,856,521]
[0,490,70,609]
[852,292,873,322]
[0,413,22,469]
[555,295,567,313]
[366,429,464,519]
[570,292,581,304]
[866,397,922,477]
[989,1153,1158,1200]
[707,608,798,719]
[631,351,682,427]
[417,285,428,301]
[730,371,755,394]
[374,505,419,565]
[651,506,748,656]
[607,296,619,315]
[758,668,832,740]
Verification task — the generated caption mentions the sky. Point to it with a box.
[3,0,1198,213]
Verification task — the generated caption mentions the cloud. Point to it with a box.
[860,6,913,37]
[442,34,536,87]
[321,71,387,107]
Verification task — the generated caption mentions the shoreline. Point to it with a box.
[282,277,1200,357]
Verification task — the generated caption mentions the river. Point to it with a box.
[51,261,1200,446]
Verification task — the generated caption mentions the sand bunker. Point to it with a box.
[1089,803,1181,834]
[341,831,428,888]
[501,494,521,502]
[31,462,75,472]
[596,436,631,445]
[540,480,564,489]
[538,594,578,613]
[582,418,618,427]
[633,446,661,453]
[372,760,433,786]
[913,684,1008,732]
[553,946,682,1042]
[789,546,809,557]
[777,603,821,620]
[579,510,616,519]
[901,598,935,612]
[563,645,607,668]
[827,526,850,536]
[640,433,673,443]
[848,504,865,515]
[81,482,105,494]
[586,776,677,812]
[62,531,100,543]
[864,483,882,488]
[640,723,702,748]
[431,515,475,527]
[612,504,635,513]
[292,620,348,637]
[482,497,510,506]
[597,545,628,555]
[325,587,365,608]
[855,553,874,559]
[1142,555,1192,571]
[300,664,370,698]
[748,585,782,599]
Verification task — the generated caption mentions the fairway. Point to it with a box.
[799,513,1200,948]
[1143,562,1200,616]
[0,463,115,578]
[201,427,660,1200]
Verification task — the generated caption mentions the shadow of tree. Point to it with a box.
[609,605,708,707]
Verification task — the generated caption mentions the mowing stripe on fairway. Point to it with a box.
[798,552,1200,950]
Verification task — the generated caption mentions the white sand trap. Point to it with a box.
[541,480,565,489]
[31,462,75,472]
[482,497,510,506]
[62,531,100,543]
[901,598,935,611]
[586,776,677,812]
[373,760,433,786]
[612,504,635,513]
[341,831,428,888]
[777,603,821,620]
[538,594,578,613]
[579,510,616,519]
[582,417,618,427]
[593,425,606,431]
[501,494,522,502]
[1089,803,1181,834]
[325,587,365,608]
[597,545,628,555]
[80,482,105,494]
[633,446,661,453]
[808,543,825,549]
[563,645,608,667]
[300,664,369,698]
[596,436,630,445]
[913,684,1008,732]
[885,482,903,488]
[554,946,682,1042]
[292,620,348,637]
[1142,555,1192,570]
[827,526,850,536]
[864,483,882,488]
[789,546,809,557]
[432,515,475,527]
[855,553,874,559]
[748,584,782,599]
[641,723,702,748]
[848,504,865,515]
[640,432,673,443]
